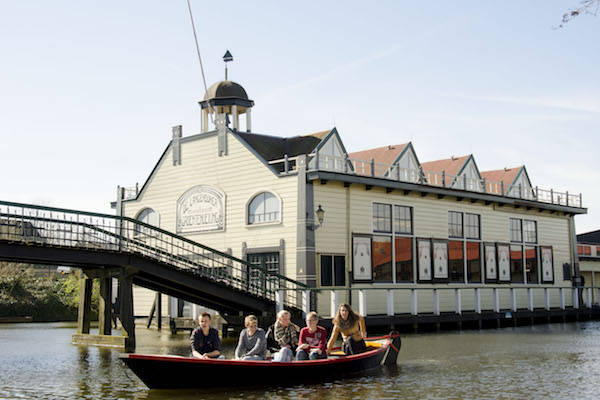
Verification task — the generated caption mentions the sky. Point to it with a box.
[1,1,598,233]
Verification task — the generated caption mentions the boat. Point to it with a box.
[120,332,401,389]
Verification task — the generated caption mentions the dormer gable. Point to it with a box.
[481,166,534,198]
[348,142,422,182]
[421,154,483,191]
[309,127,352,172]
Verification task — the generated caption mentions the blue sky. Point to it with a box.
[1,1,598,233]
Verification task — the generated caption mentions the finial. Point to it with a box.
[223,50,233,80]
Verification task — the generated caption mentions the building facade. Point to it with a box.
[116,78,588,319]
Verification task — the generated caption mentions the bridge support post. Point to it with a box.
[119,269,136,352]
[76,270,93,335]
[275,290,284,314]
[98,270,112,336]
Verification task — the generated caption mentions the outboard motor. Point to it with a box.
[383,331,402,366]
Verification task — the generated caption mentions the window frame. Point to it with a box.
[370,202,415,284]
[448,211,464,239]
[464,213,481,240]
[373,203,392,233]
[246,191,282,226]
[319,254,346,287]
[510,218,522,243]
[523,220,537,244]
[135,207,159,237]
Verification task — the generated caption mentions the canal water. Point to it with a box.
[1,321,599,399]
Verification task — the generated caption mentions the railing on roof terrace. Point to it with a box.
[0,200,305,309]
[303,153,583,208]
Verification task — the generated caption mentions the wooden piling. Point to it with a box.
[98,270,112,336]
[76,270,93,335]
[119,269,136,352]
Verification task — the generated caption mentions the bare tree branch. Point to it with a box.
[557,0,600,28]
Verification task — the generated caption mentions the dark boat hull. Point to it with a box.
[120,334,401,389]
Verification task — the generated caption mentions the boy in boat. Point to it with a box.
[190,312,224,359]
[326,303,367,356]
[235,314,267,360]
[271,310,300,362]
[296,311,327,360]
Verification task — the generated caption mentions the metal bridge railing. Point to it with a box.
[0,200,306,309]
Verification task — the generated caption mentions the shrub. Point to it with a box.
[0,263,99,322]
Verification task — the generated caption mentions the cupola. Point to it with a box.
[199,50,254,133]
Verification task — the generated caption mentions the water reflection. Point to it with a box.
[1,322,600,399]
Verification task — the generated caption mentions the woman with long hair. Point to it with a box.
[326,303,367,355]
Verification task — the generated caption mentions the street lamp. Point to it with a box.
[313,204,325,230]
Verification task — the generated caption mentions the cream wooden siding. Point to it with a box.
[133,285,169,317]
[122,132,298,311]
[312,182,575,315]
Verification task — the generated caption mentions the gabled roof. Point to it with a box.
[577,230,600,244]
[348,144,408,165]
[420,155,470,176]
[235,129,331,162]
[480,166,523,187]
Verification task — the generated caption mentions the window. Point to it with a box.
[320,255,345,286]
[465,213,480,239]
[509,218,539,284]
[510,245,524,283]
[135,208,158,235]
[525,246,538,284]
[447,211,481,284]
[373,203,392,233]
[448,212,463,238]
[394,205,412,234]
[372,203,414,283]
[510,218,522,242]
[523,220,537,243]
[563,263,572,281]
[248,192,280,224]
[247,252,280,292]
[372,236,393,282]
[395,237,413,282]
[448,240,464,282]
[466,242,482,283]
[578,245,591,256]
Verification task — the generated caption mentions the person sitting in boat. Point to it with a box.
[296,311,327,361]
[271,310,300,362]
[234,314,267,361]
[326,303,367,356]
[190,312,224,359]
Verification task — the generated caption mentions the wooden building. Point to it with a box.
[577,230,600,304]
[116,76,588,321]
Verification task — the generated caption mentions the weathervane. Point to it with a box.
[223,50,233,80]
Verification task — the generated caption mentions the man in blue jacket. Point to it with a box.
[190,312,223,359]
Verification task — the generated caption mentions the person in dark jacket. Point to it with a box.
[190,312,223,359]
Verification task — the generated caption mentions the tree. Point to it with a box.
[558,0,600,27]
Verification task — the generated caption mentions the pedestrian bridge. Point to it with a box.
[0,200,306,350]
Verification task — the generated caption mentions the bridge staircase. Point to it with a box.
[0,200,306,350]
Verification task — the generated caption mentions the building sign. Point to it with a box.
[177,185,225,233]
[485,243,497,281]
[433,240,448,280]
[497,244,511,282]
[417,239,432,281]
[352,235,372,281]
[541,246,554,282]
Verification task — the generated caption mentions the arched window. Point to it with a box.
[135,208,159,235]
[248,192,280,224]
